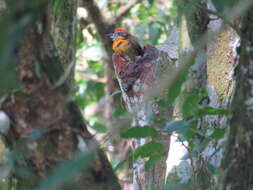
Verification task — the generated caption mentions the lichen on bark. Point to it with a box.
[220,7,253,190]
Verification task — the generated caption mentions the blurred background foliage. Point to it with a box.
[75,0,174,136]
[0,0,245,189]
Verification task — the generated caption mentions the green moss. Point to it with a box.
[207,29,237,103]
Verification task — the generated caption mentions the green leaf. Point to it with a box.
[211,0,238,13]
[206,163,217,176]
[163,119,193,134]
[149,23,160,44]
[114,141,165,171]
[198,107,229,116]
[53,0,68,12]
[113,108,127,117]
[181,93,200,118]
[121,126,158,138]
[133,141,165,160]
[163,120,189,133]
[180,89,207,119]
[145,155,161,170]
[211,0,225,13]
[147,0,155,6]
[159,183,192,190]
[163,119,197,140]
[210,128,225,140]
[37,152,93,190]
[92,122,107,133]
[167,53,196,105]
[157,99,167,107]
[167,68,188,104]
[0,61,21,93]
[114,159,127,171]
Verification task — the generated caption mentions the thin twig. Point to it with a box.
[197,5,241,35]
[174,134,196,174]
[109,0,142,25]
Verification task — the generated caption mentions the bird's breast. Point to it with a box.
[112,37,129,55]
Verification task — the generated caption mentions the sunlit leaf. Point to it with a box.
[133,141,165,159]
[113,108,127,117]
[198,107,229,116]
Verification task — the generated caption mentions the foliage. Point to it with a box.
[121,126,158,138]
[0,0,250,189]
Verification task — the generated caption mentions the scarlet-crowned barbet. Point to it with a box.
[108,28,143,61]
[108,28,157,95]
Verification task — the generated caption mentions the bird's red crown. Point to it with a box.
[114,28,129,33]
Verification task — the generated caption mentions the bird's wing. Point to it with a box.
[112,53,141,94]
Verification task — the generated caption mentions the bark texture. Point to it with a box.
[0,1,120,189]
[221,6,253,190]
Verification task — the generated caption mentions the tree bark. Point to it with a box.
[0,1,120,189]
[221,5,253,190]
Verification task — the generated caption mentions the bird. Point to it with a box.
[107,28,143,61]
[108,28,158,96]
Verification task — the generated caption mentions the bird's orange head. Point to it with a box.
[107,28,130,55]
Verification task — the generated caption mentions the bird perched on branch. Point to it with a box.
[108,28,143,61]
[108,28,157,96]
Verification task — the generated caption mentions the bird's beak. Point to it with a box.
[106,33,118,39]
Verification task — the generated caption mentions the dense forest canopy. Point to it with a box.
[0,0,253,190]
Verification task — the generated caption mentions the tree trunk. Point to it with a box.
[0,1,120,189]
[184,2,211,189]
[220,5,253,190]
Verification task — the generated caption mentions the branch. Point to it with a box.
[81,0,142,59]
[79,17,90,29]
[197,5,241,35]
[81,0,114,59]
[81,0,109,33]
[109,0,142,25]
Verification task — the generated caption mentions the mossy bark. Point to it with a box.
[220,6,253,190]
